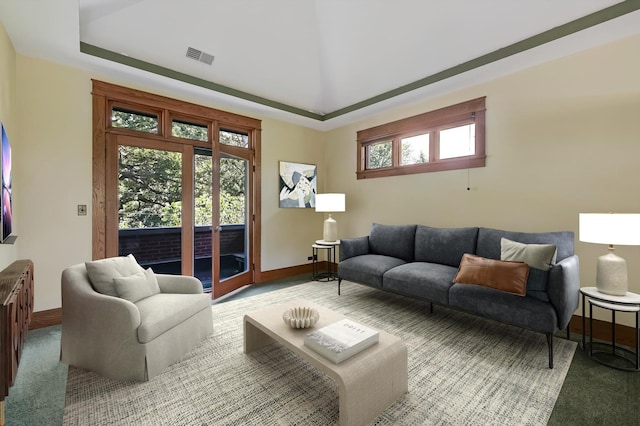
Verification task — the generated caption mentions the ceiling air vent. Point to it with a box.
[186,47,214,65]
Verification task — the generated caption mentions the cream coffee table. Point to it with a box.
[243,299,408,426]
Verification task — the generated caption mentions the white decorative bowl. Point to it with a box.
[282,306,320,329]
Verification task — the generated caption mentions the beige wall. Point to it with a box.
[324,34,640,325]
[0,22,18,269]
[13,54,324,311]
[261,119,325,271]
[16,56,93,311]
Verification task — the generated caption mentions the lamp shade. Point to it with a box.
[315,193,346,213]
[579,213,640,246]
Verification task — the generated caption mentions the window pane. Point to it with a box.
[366,141,392,169]
[172,119,208,141]
[219,156,248,281]
[401,134,429,165]
[194,149,212,291]
[118,146,182,229]
[111,107,158,133]
[219,156,247,226]
[118,145,182,275]
[194,150,212,227]
[220,129,249,147]
[439,124,475,159]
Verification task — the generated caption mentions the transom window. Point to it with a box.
[357,97,486,179]
[111,106,159,134]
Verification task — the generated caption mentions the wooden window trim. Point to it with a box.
[92,80,262,283]
[356,97,486,180]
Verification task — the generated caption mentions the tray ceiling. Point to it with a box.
[1,0,640,129]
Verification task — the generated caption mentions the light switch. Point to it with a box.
[77,204,87,216]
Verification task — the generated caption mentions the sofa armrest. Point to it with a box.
[339,236,370,261]
[156,274,204,294]
[547,255,580,330]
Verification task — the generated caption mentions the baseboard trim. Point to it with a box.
[255,262,316,283]
[31,308,62,330]
[568,314,637,349]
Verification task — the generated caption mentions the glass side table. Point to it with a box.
[580,286,640,372]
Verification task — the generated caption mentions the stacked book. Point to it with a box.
[304,319,379,364]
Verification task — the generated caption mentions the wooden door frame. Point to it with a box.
[91,80,262,292]
[212,148,254,297]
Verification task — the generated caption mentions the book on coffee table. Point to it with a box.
[304,319,379,364]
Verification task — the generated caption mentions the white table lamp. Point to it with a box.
[579,213,640,296]
[315,193,345,242]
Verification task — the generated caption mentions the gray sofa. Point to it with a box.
[338,223,580,368]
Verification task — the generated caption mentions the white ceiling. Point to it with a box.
[1,0,640,130]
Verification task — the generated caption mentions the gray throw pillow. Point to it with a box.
[500,238,557,271]
[85,254,145,297]
[501,238,557,302]
[113,268,160,303]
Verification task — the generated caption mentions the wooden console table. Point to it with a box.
[0,260,34,425]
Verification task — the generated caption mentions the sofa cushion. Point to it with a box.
[501,238,557,302]
[476,228,574,262]
[113,268,161,303]
[338,254,406,288]
[414,225,479,267]
[85,254,145,297]
[453,254,529,296]
[449,283,559,333]
[369,223,417,262]
[383,262,457,305]
[136,293,212,343]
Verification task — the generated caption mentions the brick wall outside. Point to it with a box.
[119,225,245,265]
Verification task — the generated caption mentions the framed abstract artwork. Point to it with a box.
[279,161,317,208]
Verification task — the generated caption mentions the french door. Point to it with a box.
[106,132,254,298]
[93,81,261,299]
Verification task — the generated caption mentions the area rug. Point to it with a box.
[63,281,576,425]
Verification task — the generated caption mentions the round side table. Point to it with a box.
[580,286,640,372]
[312,240,340,281]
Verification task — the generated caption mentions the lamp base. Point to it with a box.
[323,215,337,242]
[596,252,628,296]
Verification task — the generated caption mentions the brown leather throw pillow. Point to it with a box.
[453,253,529,296]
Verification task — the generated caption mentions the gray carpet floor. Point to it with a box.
[62,281,575,425]
[5,275,640,425]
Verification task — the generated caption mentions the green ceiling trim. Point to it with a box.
[323,0,640,120]
[80,0,640,122]
[80,42,324,121]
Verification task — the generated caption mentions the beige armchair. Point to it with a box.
[61,258,213,381]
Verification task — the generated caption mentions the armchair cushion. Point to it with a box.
[136,293,212,343]
[85,254,144,297]
[114,268,161,303]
